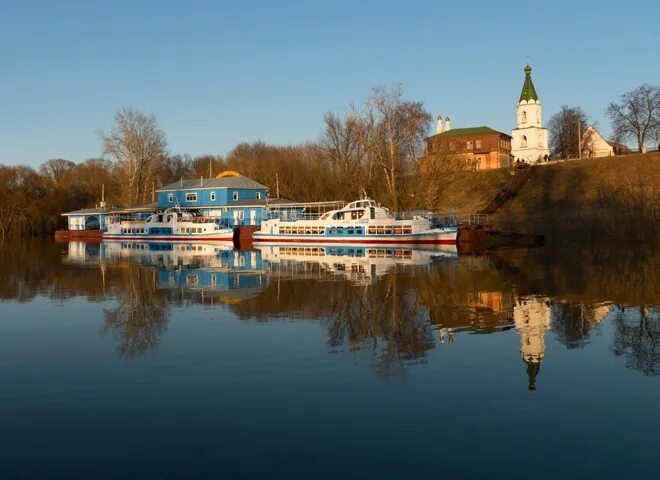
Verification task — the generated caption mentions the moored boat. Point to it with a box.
[103,208,234,242]
[253,199,457,245]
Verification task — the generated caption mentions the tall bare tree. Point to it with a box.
[100,107,167,207]
[356,85,432,210]
[321,112,365,199]
[547,106,591,159]
[606,84,660,153]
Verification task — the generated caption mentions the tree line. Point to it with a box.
[0,85,437,238]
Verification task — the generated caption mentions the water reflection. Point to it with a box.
[0,238,658,385]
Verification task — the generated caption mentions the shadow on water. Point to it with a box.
[0,237,658,382]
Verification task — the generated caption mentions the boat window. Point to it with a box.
[347,228,354,235]
[403,226,412,234]
[356,227,363,234]
[376,227,384,235]
[367,227,376,235]
[385,226,392,234]
[394,227,403,235]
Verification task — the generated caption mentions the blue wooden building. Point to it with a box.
[156,171,291,227]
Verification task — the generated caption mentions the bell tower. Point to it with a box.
[511,65,550,162]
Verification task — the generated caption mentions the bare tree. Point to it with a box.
[321,112,365,199]
[356,85,432,210]
[38,158,76,184]
[606,84,660,153]
[547,106,590,159]
[100,107,167,207]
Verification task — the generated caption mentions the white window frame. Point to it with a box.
[186,192,197,202]
[232,191,239,201]
[210,191,216,201]
[256,192,261,199]
[168,193,174,203]
[238,210,245,220]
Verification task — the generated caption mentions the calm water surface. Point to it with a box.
[0,238,658,478]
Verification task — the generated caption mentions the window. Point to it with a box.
[467,140,473,151]
[238,211,245,220]
[522,111,527,124]
[256,192,261,199]
[186,192,197,202]
[233,191,239,201]
[521,135,527,148]
[210,191,216,201]
[475,139,482,149]
[168,193,173,203]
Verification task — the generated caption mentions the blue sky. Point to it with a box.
[1,0,658,167]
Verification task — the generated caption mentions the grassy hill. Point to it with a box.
[431,152,660,246]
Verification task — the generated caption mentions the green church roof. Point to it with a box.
[519,65,539,103]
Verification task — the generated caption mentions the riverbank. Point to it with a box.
[431,152,660,246]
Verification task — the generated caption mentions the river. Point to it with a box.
[0,238,658,478]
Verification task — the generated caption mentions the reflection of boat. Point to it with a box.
[257,244,457,281]
[254,199,458,245]
[103,208,234,241]
[102,241,234,268]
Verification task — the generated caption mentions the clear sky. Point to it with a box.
[1,0,658,167]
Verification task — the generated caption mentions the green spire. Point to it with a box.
[518,64,539,103]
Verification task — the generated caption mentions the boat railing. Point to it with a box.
[395,211,489,227]
[265,211,322,222]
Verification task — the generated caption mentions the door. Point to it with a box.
[250,210,257,226]
[233,210,239,226]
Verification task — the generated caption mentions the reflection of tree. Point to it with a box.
[103,265,169,358]
[611,307,659,376]
[324,274,434,377]
[551,302,592,349]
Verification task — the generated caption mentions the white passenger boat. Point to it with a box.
[253,199,458,245]
[103,208,234,242]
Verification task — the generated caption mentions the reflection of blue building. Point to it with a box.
[156,172,290,227]
[157,249,267,292]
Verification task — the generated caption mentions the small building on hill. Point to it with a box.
[582,126,633,157]
[583,126,613,157]
[421,123,513,171]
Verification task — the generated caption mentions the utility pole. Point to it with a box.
[577,122,582,159]
[275,172,280,198]
[209,158,212,179]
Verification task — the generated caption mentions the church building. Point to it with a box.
[511,65,550,162]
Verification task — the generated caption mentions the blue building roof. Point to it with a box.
[157,176,267,192]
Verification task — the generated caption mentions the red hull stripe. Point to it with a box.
[103,236,233,242]
[252,237,456,245]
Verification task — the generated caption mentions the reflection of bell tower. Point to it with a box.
[514,296,551,390]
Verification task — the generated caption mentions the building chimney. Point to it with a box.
[445,116,452,132]
[435,112,444,134]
